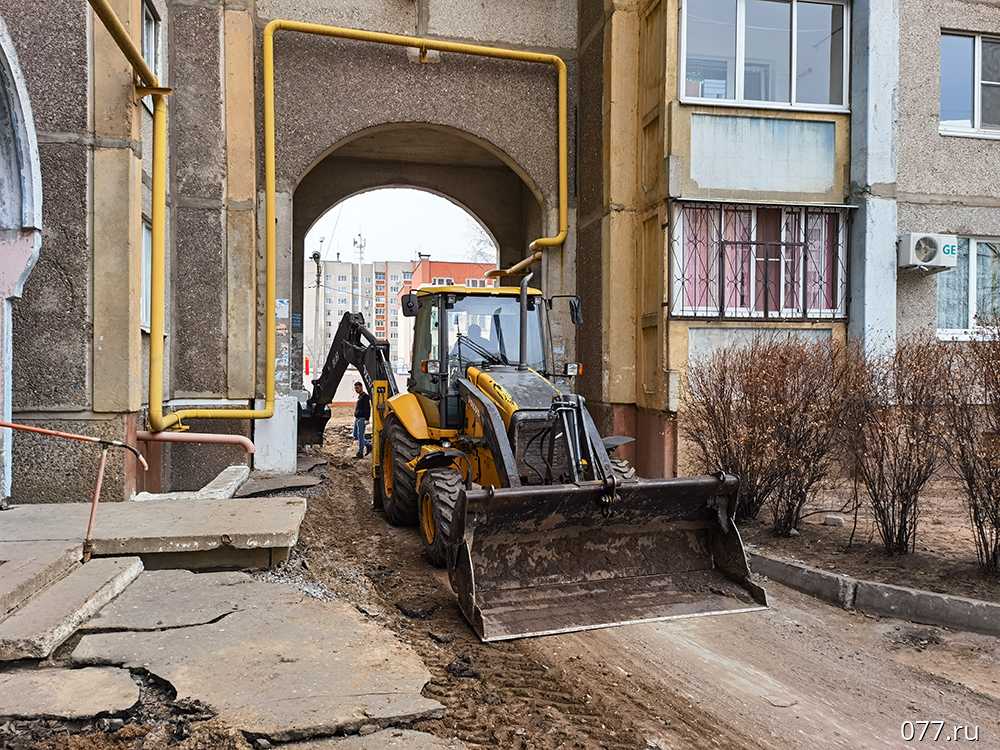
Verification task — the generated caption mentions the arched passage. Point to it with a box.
[289,123,544,390]
[0,13,41,497]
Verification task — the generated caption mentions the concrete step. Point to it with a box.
[0,542,81,619]
[0,557,143,661]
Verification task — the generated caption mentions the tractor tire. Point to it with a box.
[379,415,421,527]
[610,457,638,482]
[418,468,462,569]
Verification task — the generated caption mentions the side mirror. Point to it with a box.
[401,292,418,318]
[569,297,583,326]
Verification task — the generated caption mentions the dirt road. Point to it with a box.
[301,413,1000,749]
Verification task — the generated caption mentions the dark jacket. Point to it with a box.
[355,391,371,420]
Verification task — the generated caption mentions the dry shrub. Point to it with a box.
[940,322,1000,575]
[683,336,846,529]
[841,336,948,556]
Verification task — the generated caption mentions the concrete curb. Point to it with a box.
[748,550,1000,637]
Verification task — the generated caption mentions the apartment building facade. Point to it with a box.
[578,0,1000,478]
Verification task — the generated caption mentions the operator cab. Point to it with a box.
[406,286,554,429]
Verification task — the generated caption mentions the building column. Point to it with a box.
[849,0,900,354]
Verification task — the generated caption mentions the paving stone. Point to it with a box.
[0,667,138,720]
[81,570,302,631]
[287,730,465,749]
[72,597,443,741]
[235,475,322,497]
[0,497,306,556]
[0,558,143,661]
[0,542,81,618]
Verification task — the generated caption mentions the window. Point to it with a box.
[670,202,847,319]
[682,0,848,110]
[375,272,385,280]
[337,274,347,282]
[940,33,1000,134]
[403,271,413,280]
[141,2,161,111]
[338,297,347,305]
[432,277,455,286]
[140,221,152,328]
[938,238,1000,336]
[391,274,399,281]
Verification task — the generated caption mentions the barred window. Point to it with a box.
[670,202,848,319]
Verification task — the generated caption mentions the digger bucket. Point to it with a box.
[448,474,767,642]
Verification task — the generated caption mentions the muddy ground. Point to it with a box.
[5,410,999,749]
[744,481,1000,603]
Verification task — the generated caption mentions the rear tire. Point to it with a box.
[418,468,462,568]
[380,416,421,527]
[610,457,638,482]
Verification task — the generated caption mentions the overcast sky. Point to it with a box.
[305,188,498,265]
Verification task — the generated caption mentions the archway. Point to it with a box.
[289,123,544,391]
[0,14,42,498]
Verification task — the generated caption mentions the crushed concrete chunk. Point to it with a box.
[287,730,465,748]
[72,597,443,740]
[0,667,139,720]
[0,557,143,661]
[236,475,322,497]
[82,570,302,631]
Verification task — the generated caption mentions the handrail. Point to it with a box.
[263,21,569,283]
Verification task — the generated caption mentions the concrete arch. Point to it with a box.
[0,12,42,498]
[287,121,545,391]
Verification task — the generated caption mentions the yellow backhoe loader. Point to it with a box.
[299,276,766,641]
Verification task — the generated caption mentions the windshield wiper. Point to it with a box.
[456,334,504,366]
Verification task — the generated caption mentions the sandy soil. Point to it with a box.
[744,480,1000,604]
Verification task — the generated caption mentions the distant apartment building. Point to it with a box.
[303,257,415,382]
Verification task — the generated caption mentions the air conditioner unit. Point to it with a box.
[898,233,959,272]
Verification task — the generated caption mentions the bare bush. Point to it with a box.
[683,337,846,530]
[940,323,1000,575]
[841,337,948,556]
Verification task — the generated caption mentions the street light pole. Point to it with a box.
[311,247,323,383]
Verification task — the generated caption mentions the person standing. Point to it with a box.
[353,381,372,458]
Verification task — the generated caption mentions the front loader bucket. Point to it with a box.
[448,475,767,642]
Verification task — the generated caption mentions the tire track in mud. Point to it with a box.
[297,418,755,749]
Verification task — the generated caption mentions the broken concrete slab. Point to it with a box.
[81,570,302,631]
[297,456,328,473]
[0,667,139,720]
[0,558,143,661]
[135,465,251,502]
[235,475,322,498]
[0,497,306,557]
[287,730,465,748]
[0,542,81,617]
[72,597,443,741]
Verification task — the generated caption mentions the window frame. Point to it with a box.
[939,31,1000,139]
[669,201,849,320]
[140,220,153,330]
[141,1,161,113]
[937,237,1000,340]
[680,0,851,114]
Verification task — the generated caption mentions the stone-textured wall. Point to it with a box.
[896,0,1000,338]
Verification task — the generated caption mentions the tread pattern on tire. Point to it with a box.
[381,415,421,526]
[610,457,638,482]
[420,468,462,568]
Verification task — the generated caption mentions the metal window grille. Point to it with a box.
[670,202,848,320]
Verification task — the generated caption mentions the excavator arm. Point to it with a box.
[299,312,398,447]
